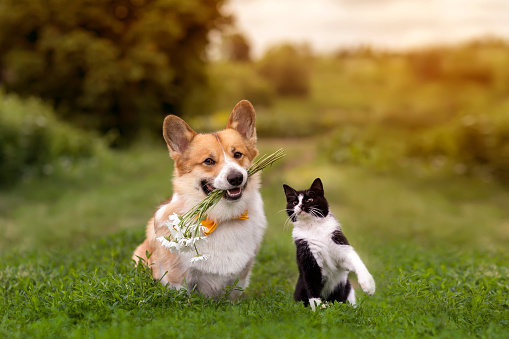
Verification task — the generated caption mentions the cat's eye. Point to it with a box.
[203,158,215,165]
[233,151,243,159]
[306,198,313,203]
[292,201,298,206]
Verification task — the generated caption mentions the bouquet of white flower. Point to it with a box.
[157,149,285,263]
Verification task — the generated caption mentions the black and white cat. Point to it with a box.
[283,178,375,311]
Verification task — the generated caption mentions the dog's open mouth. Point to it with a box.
[201,181,244,201]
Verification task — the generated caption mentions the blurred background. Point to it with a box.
[1,0,509,251]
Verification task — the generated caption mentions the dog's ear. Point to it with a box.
[163,115,197,159]
[226,100,257,143]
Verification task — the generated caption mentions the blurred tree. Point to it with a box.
[222,32,251,62]
[0,0,229,144]
[257,44,311,97]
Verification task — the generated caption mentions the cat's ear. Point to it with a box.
[310,178,324,196]
[283,184,297,199]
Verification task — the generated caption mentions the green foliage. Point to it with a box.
[209,62,275,109]
[255,99,341,138]
[186,62,275,132]
[313,39,509,185]
[0,142,170,251]
[406,38,508,86]
[257,44,312,97]
[406,112,509,184]
[0,0,228,142]
[222,32,252,62]
[0,91,105,187]
[322,125,405,168]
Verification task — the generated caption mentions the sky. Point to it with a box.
[225,0,509,56]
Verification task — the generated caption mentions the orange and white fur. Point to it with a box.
[133,100,267,299]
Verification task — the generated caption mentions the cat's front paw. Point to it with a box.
[309,298,322,312]
[359,274,376,295]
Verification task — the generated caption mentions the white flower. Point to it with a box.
[182,237,197,247]
[157,236,172,249]
[164,213,180,228]
[172,228,184,240]
[190,254,210,264]
[177,243,194,252]
[157,236,181,252]
[163,213,185,239]
[159,213,208,256]
[169,213,180,226]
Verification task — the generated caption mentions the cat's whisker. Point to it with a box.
[309,207,325,218]
[283,217,293,230]
[283,217,291,229]
[283,211,298,230]
[281,209,296,230]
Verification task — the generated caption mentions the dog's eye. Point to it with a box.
[292,201,298,206]
[233,151,243,159]
[306,198,313,203]
[203,158,215,166]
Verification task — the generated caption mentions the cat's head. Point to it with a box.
[283,178,329,222]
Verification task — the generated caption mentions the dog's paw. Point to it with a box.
[359,274,376,295]
[309,298,322,312]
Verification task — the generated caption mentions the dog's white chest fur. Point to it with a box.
[182,191,266,275]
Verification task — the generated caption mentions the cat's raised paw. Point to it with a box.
[359,274,376,295]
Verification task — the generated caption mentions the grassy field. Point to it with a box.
[1,137,508,338]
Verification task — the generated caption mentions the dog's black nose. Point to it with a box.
[227,171,244,186]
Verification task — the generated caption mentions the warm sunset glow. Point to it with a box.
[227,0,509,55]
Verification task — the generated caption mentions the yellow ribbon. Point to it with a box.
[200,210,249,236]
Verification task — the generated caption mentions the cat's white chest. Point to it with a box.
[292,216,342,270]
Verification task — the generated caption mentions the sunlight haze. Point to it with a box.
[227,0,509,55]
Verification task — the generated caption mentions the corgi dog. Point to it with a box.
[133,100,267,299]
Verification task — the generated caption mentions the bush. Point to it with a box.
[257,44,311,97]
[208,62,276,109]
[322,125,407,169]
[221,32,252,62]
[186,62,276,133]
[0,91,105,187]
[323,112,509,185]
[406,113,509,184]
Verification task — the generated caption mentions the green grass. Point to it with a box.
[1,139,509,338]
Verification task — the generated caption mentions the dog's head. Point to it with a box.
[163,100,259,205]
